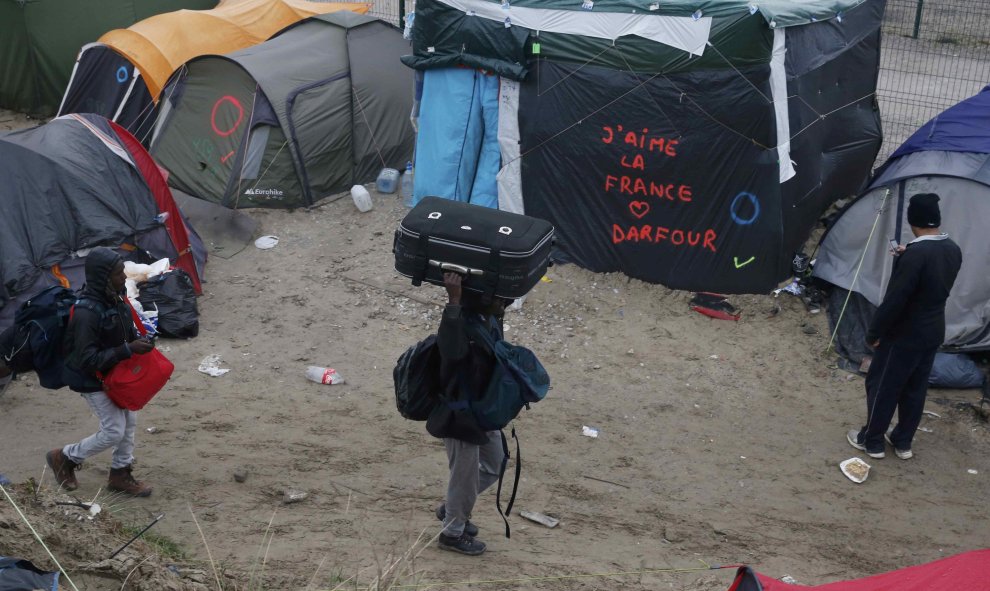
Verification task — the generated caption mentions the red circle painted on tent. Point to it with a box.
[210,96,244,137]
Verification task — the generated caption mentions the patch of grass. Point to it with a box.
[124,527,186,561]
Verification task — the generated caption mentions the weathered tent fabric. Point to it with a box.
[406,0,883,293]
[0,114,206,332]
[0,0,216,116]
[57,0,369,136]
[891,84,990,159]
[151,13,414,209]
[814,86,990,355]
[726,549,990,591]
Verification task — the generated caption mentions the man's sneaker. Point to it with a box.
[884,434,914,460]
[846,430,885,459]
[46,449,79,491]
[438,533,486,556]
[436,504,479,537]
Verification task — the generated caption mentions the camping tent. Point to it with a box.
[56,0,370,141]
[813,86,990,365]
[0,113,206,333]
[149,12,415,209]
[0,0,216,116]
[726,549,989,590]
[404,0,884,294]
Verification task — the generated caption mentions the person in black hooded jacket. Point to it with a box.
[425,272,508,556]
[46,247,156,496]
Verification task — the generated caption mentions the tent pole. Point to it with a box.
[825,187,891,355]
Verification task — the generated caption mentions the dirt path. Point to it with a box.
[2,183,988,590]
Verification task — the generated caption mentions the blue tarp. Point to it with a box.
[412,68,500,209]
[890,85,990,159]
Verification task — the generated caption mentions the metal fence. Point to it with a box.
[877,0,990,162]
[360,0,404,26]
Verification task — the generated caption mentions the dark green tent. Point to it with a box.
[150,12,415,209]
[0,0,216,116]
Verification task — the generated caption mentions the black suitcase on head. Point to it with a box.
[394,197,554,300]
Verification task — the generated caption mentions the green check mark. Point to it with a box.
[733,256,756,269]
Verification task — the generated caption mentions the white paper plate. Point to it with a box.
[840,457,871,483]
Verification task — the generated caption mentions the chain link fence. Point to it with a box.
[878,0,990,163]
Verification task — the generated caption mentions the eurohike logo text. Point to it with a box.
[244,188,284,199]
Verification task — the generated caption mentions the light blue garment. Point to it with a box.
[413,68,502,209]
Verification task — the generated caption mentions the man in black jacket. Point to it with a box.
[425,272,507,556]
[46,247,155,496]
[847,193,962,460]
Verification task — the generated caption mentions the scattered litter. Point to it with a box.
[124,258,170,283]
[690,293,740,321]
[581,425,599,438]
[254,235,279,250]
[88,503,102,517]
[709,354,719,360]
[923,410,941,419]
[967,469,978,475]
[198,354,230,377]
[305,366,345,385]
[781,575,798,584]
[233,469,248,483]
[540,275,552,283]
[772,280,803,297]
[519,510,559,528]
[283,488,308,504]
[350,185,373,212]
[918,427,933,433]
[146,427,159,434]
[839,457,871,484]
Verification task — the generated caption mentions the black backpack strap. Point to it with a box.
[495,427,522,539]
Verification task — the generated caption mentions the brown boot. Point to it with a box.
[46,449,79,491]
[108,465,153,497]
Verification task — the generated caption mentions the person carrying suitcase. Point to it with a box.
[426,272,510,556]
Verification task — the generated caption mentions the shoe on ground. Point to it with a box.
[846,430,885,459]
[46,449,79,491]
[108,465,153,497]
[438,533,486,556]
[884,434,914,460]
[436,504,479,537]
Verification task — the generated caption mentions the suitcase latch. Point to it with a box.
[498,226,513,235]
[428,212,442,219]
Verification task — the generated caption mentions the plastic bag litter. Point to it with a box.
[255,235,279,250]
[124,259,170,284]
[198,354,230,377]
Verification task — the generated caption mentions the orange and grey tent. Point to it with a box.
[57,0,370,139]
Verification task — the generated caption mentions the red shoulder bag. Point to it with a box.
[98,298,174,410]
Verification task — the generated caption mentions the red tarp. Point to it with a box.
[728,550,990,591]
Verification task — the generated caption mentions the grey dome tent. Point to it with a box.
[0,113,206,333]
[813,86,990,365]
[150,12,415,209]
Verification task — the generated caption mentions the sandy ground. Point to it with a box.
[2,156,989,589]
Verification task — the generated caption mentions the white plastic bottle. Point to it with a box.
[400,161,415,207]
[350,184,373,212]
[305,366,345,385]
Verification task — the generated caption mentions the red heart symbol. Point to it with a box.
[629,200,650,219]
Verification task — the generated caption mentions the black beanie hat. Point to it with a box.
[907,192,941,228]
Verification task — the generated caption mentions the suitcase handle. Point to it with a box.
[429,260,484,276]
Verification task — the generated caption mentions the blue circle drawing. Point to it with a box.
[115,66,129,84]
[730,192,760,225]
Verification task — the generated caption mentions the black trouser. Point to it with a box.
[858,341,937,453]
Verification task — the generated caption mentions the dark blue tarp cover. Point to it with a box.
[890,85,990,159]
